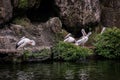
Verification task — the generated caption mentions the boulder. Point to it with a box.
[100,0,120,27]
[55,0,100,28]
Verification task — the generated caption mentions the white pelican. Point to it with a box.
[64,33,76,43]
[81,29,87,36]
[75,31,92,46]
[101,27,106,34]
[16,37,35,49]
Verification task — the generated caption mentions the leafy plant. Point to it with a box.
[52,41,93,61]
[94,27,120,59]
[23,49,51,60]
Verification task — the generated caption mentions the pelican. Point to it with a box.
[101,27,106,34]
[16,37,35,49]
[64,33,76,43]
[75,30,92,46]
[81,29,87,36]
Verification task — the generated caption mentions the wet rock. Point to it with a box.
[55,0,100,28]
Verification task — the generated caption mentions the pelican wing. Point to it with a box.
[16,38,30,49]
[75,38,84,45]
[16,39,25,49]
[64,37,75,43]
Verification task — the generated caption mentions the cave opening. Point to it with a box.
[27,0,60,22]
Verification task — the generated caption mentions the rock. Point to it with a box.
[55,0,100,28]
[37,17,62,46]
[100,0,120,27]
[0,0,13,24]
[46,17,62,33]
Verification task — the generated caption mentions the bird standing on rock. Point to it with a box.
[16,37,35,50]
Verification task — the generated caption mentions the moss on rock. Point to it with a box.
[18,0,28,9]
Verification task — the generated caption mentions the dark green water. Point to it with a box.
[0,61,120,80]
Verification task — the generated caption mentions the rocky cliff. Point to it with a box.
[0,0,120,48]
[0,0,120,28]
[0,0,120,62]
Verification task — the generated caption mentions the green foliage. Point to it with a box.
[33,49,51,57]
[52,41,93,61]
[23,49,51,60]
[23,50,32,60]
[18,0,28,9]
[94,27,120,59]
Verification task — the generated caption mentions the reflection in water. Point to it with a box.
[78,69,89,80]
[16,71,34,80]
[65,70,74,79]
[0,61,120,80]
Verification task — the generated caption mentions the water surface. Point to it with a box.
[0,61,120,80]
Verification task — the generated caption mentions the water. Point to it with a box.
[0,61,120,80]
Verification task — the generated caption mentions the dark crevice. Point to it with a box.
[63,22,99,38]
[26,0,60,22]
